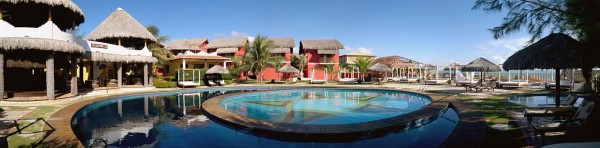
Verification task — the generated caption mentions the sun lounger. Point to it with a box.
[465,79,484,91]
[424,79,449,85]
[524,94,580,123]
[498,80,528,88]
[407,78,419,83]
[219,80,226,86]
[178,81,200,87]
[531,100,595,144]
[474,80,497,92]
[545,81,573,90]
[310,79,326,84]
[338,78,356,83]
[207,81,217,86]
[391,77,401,82]
[300,77,313,81]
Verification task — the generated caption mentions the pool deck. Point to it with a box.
[36,85,486,148]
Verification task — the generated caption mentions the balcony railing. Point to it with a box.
[319,59,337,63]
[0,20,77,42]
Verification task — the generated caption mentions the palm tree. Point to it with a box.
[229,56,250,82]
[146,25,173,71]
[244,35,284,84]
[319,64,338,82]
[291,54,308,78]
[354,57,373,83]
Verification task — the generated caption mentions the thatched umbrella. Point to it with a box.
[368,63,392,72]
[503,33,583,107]
[206,65,229,74]
[86,8,157,43]
[462,57,501,80]
[0,0,85,30]
[279,65,300,73]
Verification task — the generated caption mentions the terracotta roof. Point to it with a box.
[372,56,419,68]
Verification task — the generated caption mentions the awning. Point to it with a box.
[216,48,238,54]
[317,50,338,54]
[270,48,289,54]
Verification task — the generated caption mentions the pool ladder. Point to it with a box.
[88,138,107,148]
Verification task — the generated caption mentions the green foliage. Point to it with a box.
[153,78,176,88]
[146,25,173,70]
[244,35,285,84]
[354,57,373,81]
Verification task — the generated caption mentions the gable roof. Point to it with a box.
[86,8,157,42]
[268,37,295,48]
[300,39,344,50]
[206,37,248,49]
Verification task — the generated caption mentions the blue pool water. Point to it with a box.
[220,89,431,124]
[507,94,582,107]
[71,88,458,147]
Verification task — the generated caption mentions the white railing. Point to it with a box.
[77,40,153,57]
[0,20,77,42]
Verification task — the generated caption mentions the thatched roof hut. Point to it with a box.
[368,63,392,72]
[206,65,229,74]
[0,0,85,30]
[86,8,157,42]
[443,62,462,70]
[6,59,45,68]
[373,56,419,69]
[269,37,295,48]
[502,33,583,70]
[279,65,300,73]
[166,38,206,51]
[0,37,84,53]
[461,57,501,72]
[300,40,344,50]
[206,37,248,49]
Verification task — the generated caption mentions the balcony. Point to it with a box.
[0,20,77,42]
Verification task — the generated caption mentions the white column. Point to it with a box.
[144,96,149,119]
[508,70,511,81]
[435,66,439,80]
[117,62,122,87]
[143,63,149,86]
[182,59,187,69]
[118,99,123,119]
[46,53,55,100]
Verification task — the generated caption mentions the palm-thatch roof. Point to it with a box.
[86,8,157,42]
[206,37,248,49]
[84,52,157,63]
[422,64,436,69]
[300,40,344,50]
[317,50,339,54]
[6,59,45,68]
[270,48,289,54]
[461,57,501,72]
[368,63,392,72]
[216,48,238,54]
[0,37,84,53]
[279,65,300,73]
[373,56,419,69]
[0,0,85,30]
[206,65,229,74]
[503,33,584,70]
[444,62,463,70]
[166,38,206,51]
[269,37,295,48]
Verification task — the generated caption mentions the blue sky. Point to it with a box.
[73,0,532,67]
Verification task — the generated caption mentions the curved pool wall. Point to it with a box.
[507,94,582,107]
[218,89,432,124]
[71,87,459,147]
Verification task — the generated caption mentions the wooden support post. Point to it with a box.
[70,56,78,95]
[0,53,4,101]
[117,62,122,87]
[143,63,148,86]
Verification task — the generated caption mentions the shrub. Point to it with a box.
[153,78,176,88]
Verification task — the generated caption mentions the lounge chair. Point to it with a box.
[465,79,484,91]
[310,79,326,84]
[407,77,419,83]
[219,80,226,86]
[531,100,595,144]
[207,81,217,86]
[545,81,573,90]
[498,80,528,88]
[524,94,580,123]
[178,81,200,87]
[338,78,356,84]
[424,79,449,85]
[475,80,497,92]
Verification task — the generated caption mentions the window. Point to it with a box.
[194,64,204,69]
[319,54,331,63]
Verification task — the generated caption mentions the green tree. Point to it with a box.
[319,64,338,82]
[229,56,249,82]
[473,0,600,86]
[354,57,373,82]
[291,54,308,78]
[146,25,173,70]
[244,35,284,84]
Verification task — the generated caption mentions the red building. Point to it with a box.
[262,37,295,81]
[299,40,344,82]
[206,37,249,79]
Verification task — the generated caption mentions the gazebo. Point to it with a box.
[368,63,392,82]
[503,33,583,106]
[373,56,420,79]
[461,57,501,80]
[84,8,158,88]
[0,0,85,100]
[279,65,300,82]
[205,65,229,84]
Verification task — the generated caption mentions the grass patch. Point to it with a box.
[4,105,65,148]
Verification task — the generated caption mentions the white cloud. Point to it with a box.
[343,46,374,54]
[229,30,255,42]
[477,37,529,64]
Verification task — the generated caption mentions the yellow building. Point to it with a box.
[339,51,376,65]
[165,51,229,76]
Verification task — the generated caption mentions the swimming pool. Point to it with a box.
[71,88,458,147]
[507,94,582,107]
[219,89,431,124]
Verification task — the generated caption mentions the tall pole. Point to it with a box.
[46,53,55,100]
[555,68,560,107]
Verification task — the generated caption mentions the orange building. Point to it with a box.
[299,40,344,82]
[261,37,295,81]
